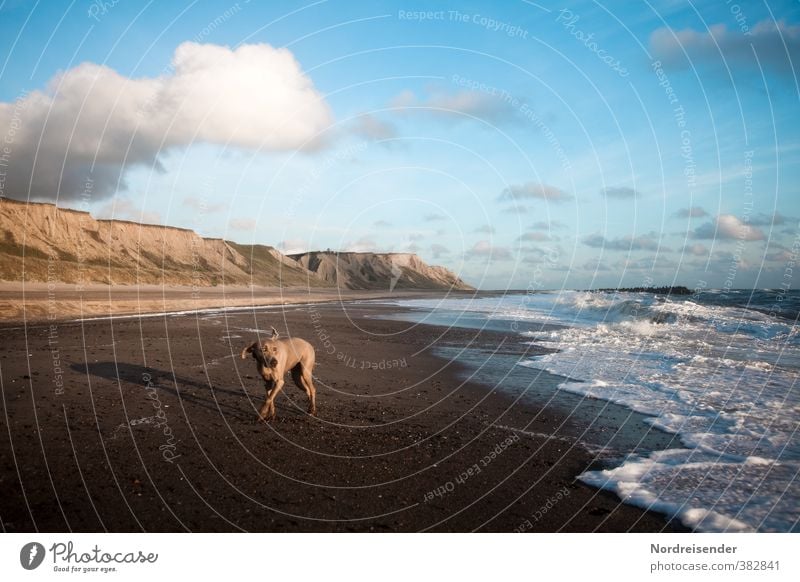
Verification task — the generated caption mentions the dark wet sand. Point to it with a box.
[0,300,687,532]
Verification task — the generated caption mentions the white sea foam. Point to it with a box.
[396,291,800,532]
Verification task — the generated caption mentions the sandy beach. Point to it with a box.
[0,296,686,532]
[0,282,457,322]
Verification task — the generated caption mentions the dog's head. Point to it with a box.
[262,344,280,368]
[240,327,281,367]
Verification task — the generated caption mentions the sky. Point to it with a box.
[0,0,798,290]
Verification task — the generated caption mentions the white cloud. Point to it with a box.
[0,42,332,201]
[692,214,765,241]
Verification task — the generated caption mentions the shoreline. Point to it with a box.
[0,297,687,532]
[0,282,484,323]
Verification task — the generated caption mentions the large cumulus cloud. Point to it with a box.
[0,42,332,201]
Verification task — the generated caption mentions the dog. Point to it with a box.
[240,327,317,422]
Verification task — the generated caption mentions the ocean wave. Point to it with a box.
[395,290,800,532]
[578,448,800,532]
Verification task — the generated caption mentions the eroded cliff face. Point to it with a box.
[290,251,473,291]
[0,199,473,291]
[0,199,319,286]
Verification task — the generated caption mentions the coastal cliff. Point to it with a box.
[0,199,471,290]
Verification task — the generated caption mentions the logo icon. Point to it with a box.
[20,542,45,570]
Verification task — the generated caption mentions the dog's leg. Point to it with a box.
[301,367,317,416]
[257,377,275,423]
[292,366,316,416]
[262,378,285,421]
[291,367,306,399]
[257,400,271,423]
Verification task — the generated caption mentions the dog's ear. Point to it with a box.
[271,326,279,340]
[241,341,259,360]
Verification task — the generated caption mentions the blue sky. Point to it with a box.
[1,0,798,289]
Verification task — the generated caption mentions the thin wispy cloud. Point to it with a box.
[766,249,793,262]
[430,243,450,259]
[682,243,709,257]
[650,19,800,74]
[464,240,512,261]
[529,220,567,230]
[344,236,379,252]
[582,232,661,251]
[349,114,397,140]
[182,197,227,214]
[498,182,572,203]
[601,186,640,199]
[389,88,518,124]
[673,206,708,219]
[518,231,551,242]
[423,213,446,222]
[582,259,611,272]
[749,211,796,226]
[615,256,678,270]
[229,218,257,231]
[96,198,161,225]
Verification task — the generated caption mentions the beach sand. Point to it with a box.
[0,297,687,532]
[0,282,446,322]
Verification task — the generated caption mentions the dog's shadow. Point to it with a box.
[72,361,305,421]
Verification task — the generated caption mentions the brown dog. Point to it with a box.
[241,327,317,422]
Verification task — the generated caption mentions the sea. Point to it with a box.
[382,289,800,533]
